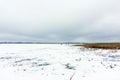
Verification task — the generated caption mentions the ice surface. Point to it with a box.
[0,44,120,80]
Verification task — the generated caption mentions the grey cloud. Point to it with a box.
[0,0,120,42]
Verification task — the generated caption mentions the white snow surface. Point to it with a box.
[0,44,120,80]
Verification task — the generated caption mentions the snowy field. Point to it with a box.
[0,44,120,80]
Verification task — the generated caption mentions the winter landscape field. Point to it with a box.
[0,44,120,80]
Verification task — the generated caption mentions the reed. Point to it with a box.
[74,43,120,49]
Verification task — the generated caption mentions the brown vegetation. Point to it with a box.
[74,43,120,49]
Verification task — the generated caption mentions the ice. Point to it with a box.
[0,44,120,80]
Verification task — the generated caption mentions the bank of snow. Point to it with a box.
[0,44,120,80]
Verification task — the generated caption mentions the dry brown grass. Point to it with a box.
[74,43,120,49]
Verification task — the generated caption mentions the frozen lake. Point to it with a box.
[0,44,120,80]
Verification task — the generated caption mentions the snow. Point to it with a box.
[0,44,120,80]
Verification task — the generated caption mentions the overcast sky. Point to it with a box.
[0,0,120,42]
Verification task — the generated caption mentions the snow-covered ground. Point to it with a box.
[0,44,120,80]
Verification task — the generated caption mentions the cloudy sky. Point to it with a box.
[0,0,120,42]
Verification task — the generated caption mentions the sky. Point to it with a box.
[0,0,120,42]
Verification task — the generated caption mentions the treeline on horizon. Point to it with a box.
[0,42,81,44]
